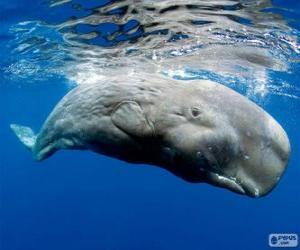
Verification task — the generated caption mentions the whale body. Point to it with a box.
[11,75,290,197]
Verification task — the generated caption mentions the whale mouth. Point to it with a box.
[206,171,270,197]
[206,172,246,196]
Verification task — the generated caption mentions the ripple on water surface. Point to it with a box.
[3,0,300,100]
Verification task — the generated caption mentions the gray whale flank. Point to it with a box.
[11,76,291,197]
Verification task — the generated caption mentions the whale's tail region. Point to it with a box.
[10,124,37,151]
[10,123,56,161]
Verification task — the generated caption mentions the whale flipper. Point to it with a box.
[10,124,37,151]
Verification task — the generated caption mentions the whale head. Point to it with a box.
[153,80,290,197]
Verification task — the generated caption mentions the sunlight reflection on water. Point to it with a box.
[3,0,300,101]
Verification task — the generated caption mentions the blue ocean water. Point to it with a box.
[0,1,300,250]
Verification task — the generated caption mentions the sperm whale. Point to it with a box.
[11,75,290,197]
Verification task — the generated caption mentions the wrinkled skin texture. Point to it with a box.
[14,75,291,197]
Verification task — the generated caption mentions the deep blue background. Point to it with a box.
[1,1,300,250]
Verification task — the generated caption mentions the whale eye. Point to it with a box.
[191,107,202,118]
